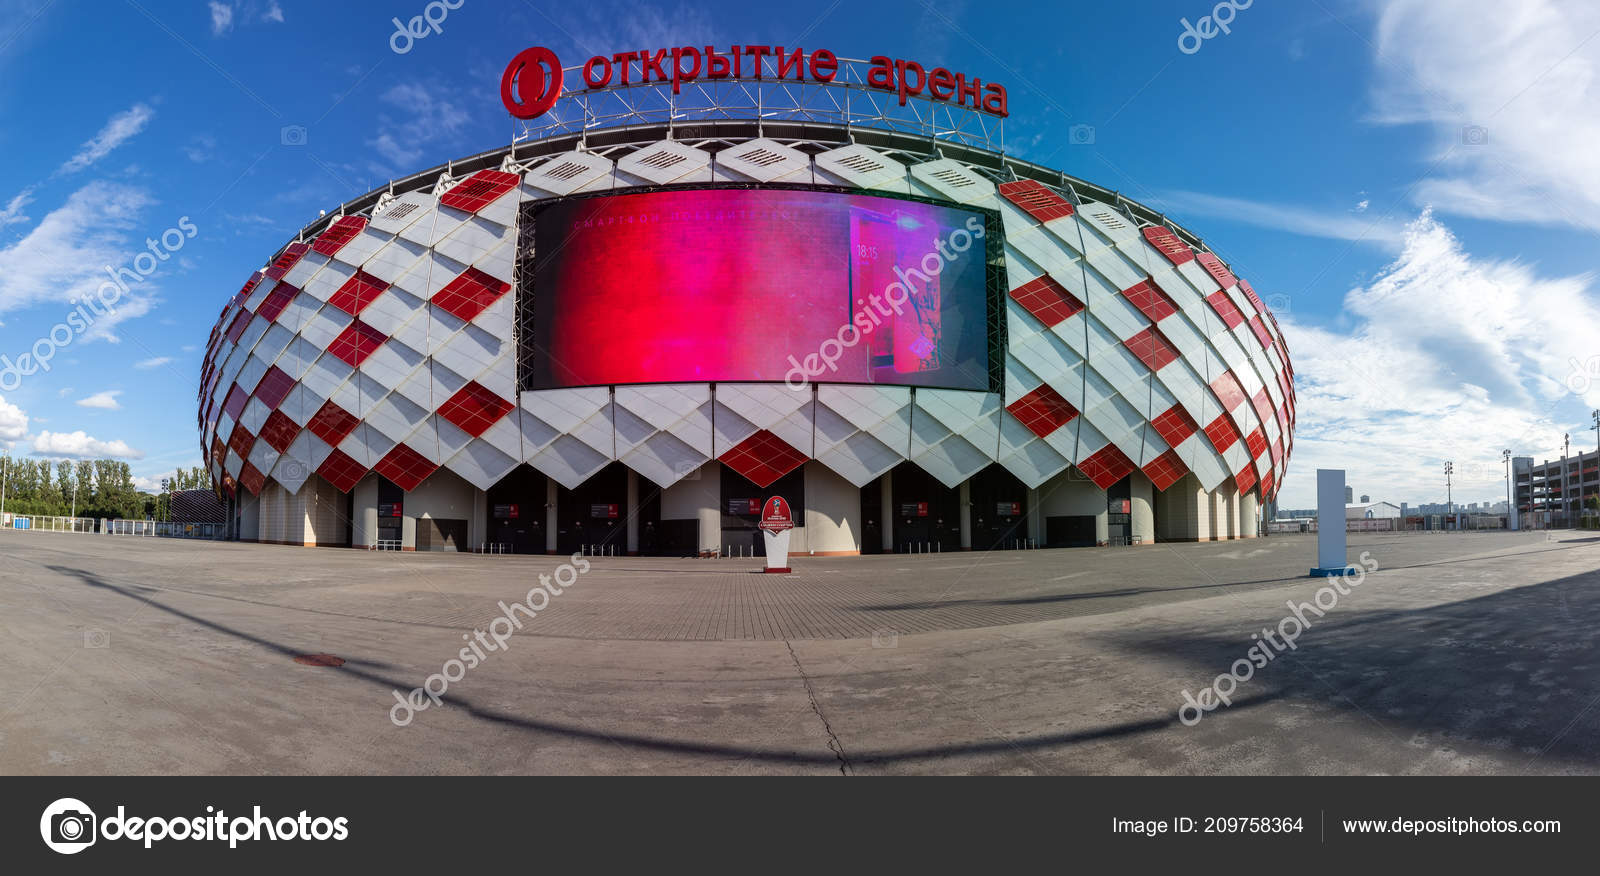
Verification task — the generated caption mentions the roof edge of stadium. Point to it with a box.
[277,119,1211,266]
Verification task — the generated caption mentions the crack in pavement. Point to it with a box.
[786,640,852,775]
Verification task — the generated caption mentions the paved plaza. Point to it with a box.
[1,529,1597,774]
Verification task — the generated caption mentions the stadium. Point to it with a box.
[199,47,1294,555]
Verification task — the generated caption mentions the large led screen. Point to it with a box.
[521,188,995,391]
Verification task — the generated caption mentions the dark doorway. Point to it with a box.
[486,464,547,554]
[969,463,1029,551]
[1046,515,1097,547]
[720,464,805,557]
[377,476,403,547]
[556,462,628,554]
[860,477,884,554]
[635,477,666,556]
[1106,475,1132,546]
[889,462,960,552]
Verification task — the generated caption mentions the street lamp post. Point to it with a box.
[1445,460,1454,530]
[1564,433,1571,528]
[1503,449,1513,531]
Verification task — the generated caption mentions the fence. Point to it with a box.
[105,519,228,539]
[3,514,97,533]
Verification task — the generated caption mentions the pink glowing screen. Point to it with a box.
[523,188,992,390]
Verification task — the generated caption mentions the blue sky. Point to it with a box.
[1,0,1597,508]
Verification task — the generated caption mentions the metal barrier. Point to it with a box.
[104,519,227,539]
[5,515,97,533]
[476,542,510,555]
[368,539,403,552]
[581,543,619,557]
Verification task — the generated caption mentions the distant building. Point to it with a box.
[1346,501,1401,519]
[1360,494,1370,503]
[1344,486,1354,504]
[1513,452,1597,528]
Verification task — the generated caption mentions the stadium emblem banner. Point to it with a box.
[760,496,794,574]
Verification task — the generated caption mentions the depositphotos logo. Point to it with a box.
[40,798,96,855]
[39,797,349,854]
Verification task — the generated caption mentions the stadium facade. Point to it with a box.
[199,47,1294,555]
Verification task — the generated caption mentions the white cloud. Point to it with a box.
[1369,0,1600,230]
[76,390,122,410]
[0,181,158,340]
[0,396,27,443]
[367,83,470,171]
[183,133,217,164]
[262,1,284,23]
[1154,190,1408,252]
[31,430,143,459]
[1354,199,1370,213]
[134,356,172,369]
[0,187,34,227]
[209,1,234,36]
[1277,210,1600,507]
[58,103,155,175]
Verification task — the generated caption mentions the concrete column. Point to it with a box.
[545,478,558,554]
[879,469,894,552]
[471,487,487,549]
[1130,472,1154,545]
[351,474,378,548]
[1026,485,1043,545]
[958,478,972,549]
[802,461,861,555]
[238,491,260,542]
[625,468,639,555]
[697,464,722,557]
[1239,490,1259,538]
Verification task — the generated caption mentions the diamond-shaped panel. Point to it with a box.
[718,429,807,488]
[1006,384,1079,438]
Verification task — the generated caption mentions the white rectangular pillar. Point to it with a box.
[1314,468,1348,575]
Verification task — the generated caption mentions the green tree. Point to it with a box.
[74,461,93,512]
[56,461,73,507]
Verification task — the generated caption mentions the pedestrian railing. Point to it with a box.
[105,519,227,539]
[4,515,97,533]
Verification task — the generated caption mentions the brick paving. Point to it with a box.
[0,529,1561,641]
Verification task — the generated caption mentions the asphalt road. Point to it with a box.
[1,528,1595,774]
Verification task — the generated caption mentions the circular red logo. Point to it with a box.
[501,46,563,119]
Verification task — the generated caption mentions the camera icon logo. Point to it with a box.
[281,124,308,146]
[1461,124,1488,146]
[280,458,309,482]
[1068,123,1096,145]
[40,797,97,854]
[672,459,703,481]
[83,629,109,649]
[871,627,899,649]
